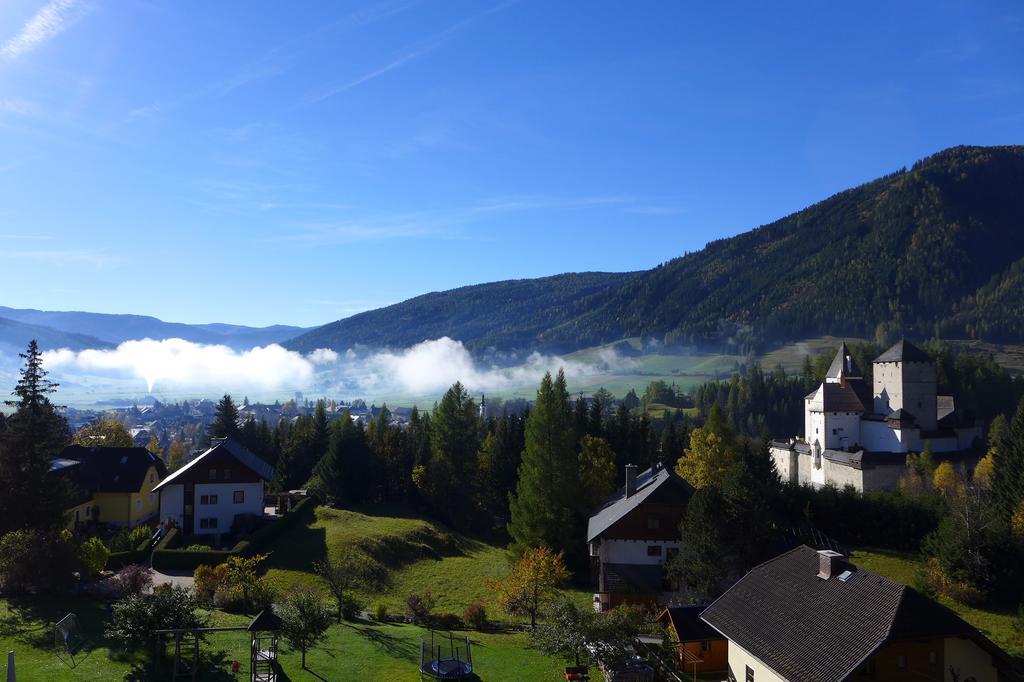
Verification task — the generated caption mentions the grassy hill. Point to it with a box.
[262,505,592,616]
[288,145,1024,356]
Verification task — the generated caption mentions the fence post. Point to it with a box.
[6,650,14,682]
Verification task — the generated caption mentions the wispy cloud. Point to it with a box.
[304,1,516,105]
[7,248,117,267]
[0,98,37,115]
[1,0,89,60]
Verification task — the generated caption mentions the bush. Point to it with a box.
[183,544,214,552]
[0,529,77,594]
[431,613,462,631]
[406,591,436,624]
[463,602,487,630]
[340,593,363,621]
[109,564,154,598]
[374,602,389,621]
[106,585,207,650]
[213,577,276,613]
[79,537,111,579]
[106,525,152,553]
[193,564,228,604]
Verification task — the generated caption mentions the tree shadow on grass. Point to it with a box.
[262,526,328,573]
[2,595,113,662]
[345,622,418,662]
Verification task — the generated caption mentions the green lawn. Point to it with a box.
[0,598,570,681]
[850,547,1024,656]
[262,505,592,618]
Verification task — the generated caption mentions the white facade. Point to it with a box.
[874,359,938,430]
[598,538,681,565]
[158,481,264,535]
[725,641,788,682]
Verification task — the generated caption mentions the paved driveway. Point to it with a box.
[149,568,195,590]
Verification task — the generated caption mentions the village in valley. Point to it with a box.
[2,332,1023,682]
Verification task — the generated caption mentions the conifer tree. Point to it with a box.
[508,370,580,559]
[0,340,70,533]
[423,383,480,526]
[210,394,240,440]
[992,400,1024,520]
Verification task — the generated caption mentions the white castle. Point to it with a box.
[770,339,983,492]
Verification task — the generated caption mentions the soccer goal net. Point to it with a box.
[54,613,80,655]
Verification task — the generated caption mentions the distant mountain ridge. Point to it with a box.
[287,145,1024,355]
[0,306,310,351]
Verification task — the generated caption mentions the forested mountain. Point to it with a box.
[0,317,113,354]
[288,145,1024,355]
[0,306,309,350]
[285,272,636,354]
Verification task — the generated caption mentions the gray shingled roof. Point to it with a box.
[700,546,1000,682]
[61,445,167,493]
[586,465,692,542]
[153,437,273,491]
[820,381,870,412]
[874,338,931,364]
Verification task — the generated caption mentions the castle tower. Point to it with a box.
[872,339,937,431]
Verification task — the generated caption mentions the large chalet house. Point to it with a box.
[587,462,693,612]
[154,437,273,536]
[700,546,1012,682]
[769,339,983,492]
[51,445,167,529]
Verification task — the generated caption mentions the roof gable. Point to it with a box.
[586,465,692,542]
[153,437,273,491]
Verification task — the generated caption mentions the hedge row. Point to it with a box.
[151,498,316,572]
[107,530,161,570]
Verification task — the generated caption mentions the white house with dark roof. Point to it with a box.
[700,546,1011,682]
[770,339,983,492]
[154,437,274,536]
[587,462,693,612]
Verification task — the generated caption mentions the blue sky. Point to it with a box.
[0,0,1021,328]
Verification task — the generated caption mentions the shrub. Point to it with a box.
[184,544,214,552]
[78,537,111,579]
[406,591,436,624]
[0,529,77,594]
[340,593,363,621]
[106,585,207,650]
[106,525,153,553]
[193,563,228,604]
[213,577,276,613]
[463,602,487,630]
[431,613,462,631]
[374,602,389,621]
[110,564,153,598]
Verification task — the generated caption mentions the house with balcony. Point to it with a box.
[154,437,273,536]
[587,462,693,612]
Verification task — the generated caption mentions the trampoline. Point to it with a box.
[419,631,474,680]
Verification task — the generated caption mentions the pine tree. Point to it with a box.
[210,394,240,440]
[0,340,70,533]
[423,383,480,526]
[992,400,1024,519]
[508,370,580,559]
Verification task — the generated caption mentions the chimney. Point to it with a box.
[817,549,845,580]
[625,464,638,498]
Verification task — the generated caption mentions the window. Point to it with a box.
[149,493,156,505]
[149,472,155,484]
[700,640,710,652]
[647,517,660,529]
[200,494,219,505]
[208,469,217,480]
[233,490,244,504]
[928,651,937,665]
[135,499,142,512]
[85,506,91,518]
[746,665,754,682]
[832,428,837,435]
[896,655,906,669]
[199,518,219,530]
[647,545,662,556]
[223,468,232,480]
